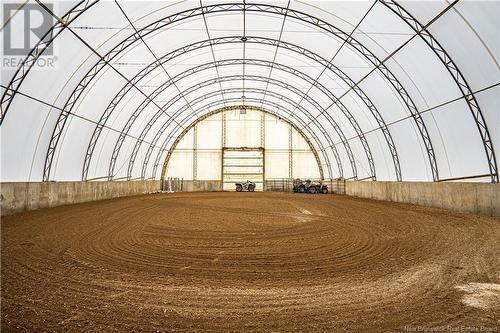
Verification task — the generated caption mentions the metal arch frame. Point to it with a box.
[5,2,467,181]
[380,0,498,183]
[79,36,401,182]
[0,0,99,123]
[116,82,336,181]
[80,39,228,181]
[105,75,342,181]
[160,105,325,181]
[105,72,356,182]
[247,3,436,181]
[141,90,331,179]
[8,1,495,182]
[36,3,426,182]
[147,92,336,179]
[1,2,492,182]
[102,72,341,181]
[154,96,334,180]
[156,97,333,181]
[134,88,337,181]
[105,59,374,182]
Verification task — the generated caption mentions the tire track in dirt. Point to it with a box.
[2,192,499,332]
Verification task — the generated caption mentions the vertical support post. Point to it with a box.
[193,125,198,181]
[260,111,265,147]
[222,112,226,148]
[289,124,293,179]
[261,111,265,190]
[221,112,226,190]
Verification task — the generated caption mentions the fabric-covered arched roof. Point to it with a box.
[1,0,499,182]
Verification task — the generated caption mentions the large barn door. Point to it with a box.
[222,147,264,191]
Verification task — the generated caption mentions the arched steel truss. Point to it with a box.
[40,2,429,182]
[160,105,325,181]
[381,0,497,182]
[1,1,496,182]
[103,60,377,182]
[77,35,402,182]
[132,89,336,181]
[62,36,401,181]
[104,73,347,181]
[0,0,99,122]
[157,97,333,182]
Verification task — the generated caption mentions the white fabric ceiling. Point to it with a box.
[1,0,499,182]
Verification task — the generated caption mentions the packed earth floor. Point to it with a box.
[1,192,500,332]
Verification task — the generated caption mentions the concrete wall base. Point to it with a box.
[1,181,161,216]
[346,181,500,217]
[0,180,225,215]
[180,180,222,192]
[3,180,498,217]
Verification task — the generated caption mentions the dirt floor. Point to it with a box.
[1,192,500,332]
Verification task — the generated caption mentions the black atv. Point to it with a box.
[293,179,328,194]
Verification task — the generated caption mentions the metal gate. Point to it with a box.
[161,177,184,192]
[222,147,264,191]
